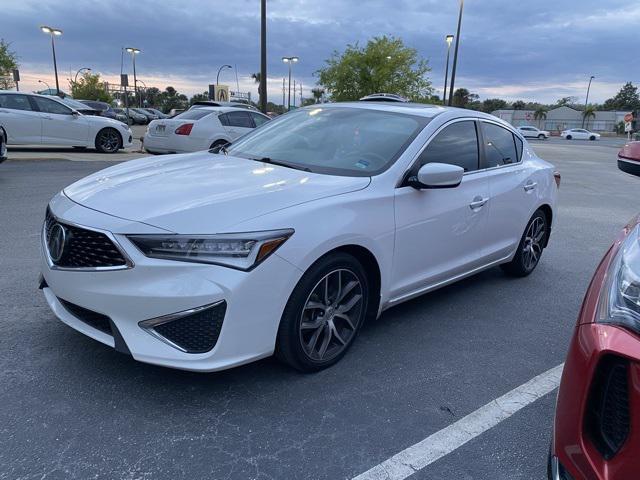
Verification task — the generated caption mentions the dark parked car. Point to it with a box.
[143,108,168,119]
[77,100,118,120]
[131,107,158,122]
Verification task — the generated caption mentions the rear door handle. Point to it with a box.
[469,196,489,210]
[524,181,537,192]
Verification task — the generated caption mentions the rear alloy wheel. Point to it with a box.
[538,134,546,140]
[0,129,7,160]
[95,128,122,153]
[501,210,548,277]
[276,253,369,372]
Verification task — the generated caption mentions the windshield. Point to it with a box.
[174,109,215,120]
[225,106,428,176]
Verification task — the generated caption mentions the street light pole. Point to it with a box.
[443,35,454,105]
[260,0,267,114]
[282,56,298,111]
[582,75,595,128]
[40,26,63,96]
[448,0,464,106]
[125,47,141,107]
[74,67,91,85]
[38,79,51,91]
[216,64,232,85]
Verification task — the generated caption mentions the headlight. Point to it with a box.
[598,224,640,334]
[127,229,294,271]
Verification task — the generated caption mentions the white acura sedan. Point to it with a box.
[560,128,600,141]
[0,91,133,153]
[40,102,558,372]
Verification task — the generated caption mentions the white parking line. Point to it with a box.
[352,364,564,480]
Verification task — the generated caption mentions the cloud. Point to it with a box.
[3,0,637,104]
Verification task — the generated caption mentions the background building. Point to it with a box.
[492,106,631,133]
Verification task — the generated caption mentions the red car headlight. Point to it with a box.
[598,224,640,334]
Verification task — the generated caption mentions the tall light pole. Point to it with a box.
[74,67,91,85]
[216,64,232,85]
[125,47,141,106]
[448,0,464,106]
[40,25,63,96]
[38,79,51,91]
[582,75,595,127]
[443,35,454,105]
[282,56,298,111]
[260,0,267,114]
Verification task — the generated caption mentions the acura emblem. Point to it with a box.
[48,223,67,263]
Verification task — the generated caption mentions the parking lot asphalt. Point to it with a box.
[1,139,639,480]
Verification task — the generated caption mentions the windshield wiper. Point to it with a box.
[248,157,311,172]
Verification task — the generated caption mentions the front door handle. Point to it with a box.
[524,181,537,192]
[469,196,489,210]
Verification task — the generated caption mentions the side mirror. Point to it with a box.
[71,110,80,117]
[408,163,464,189]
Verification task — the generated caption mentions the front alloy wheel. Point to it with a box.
[276,253,369,372]
[501,210,547,277]
[95,128,122,153]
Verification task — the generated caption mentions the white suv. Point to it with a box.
[0,91,133,153]
[517,126,550,139]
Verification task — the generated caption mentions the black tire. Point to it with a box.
[589,135,596,141]
[538,134,545,140]
[0,128,7,161]
[566,135,572,140]
[276,252,369,372]
[95,128,122,154]
[501,209,548,277]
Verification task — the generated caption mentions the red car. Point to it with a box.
[549,162,640,479]
[618,141,640,176]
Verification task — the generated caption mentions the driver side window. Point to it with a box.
[414,121,479,174]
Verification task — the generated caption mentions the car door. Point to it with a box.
[391,120,491,300]
[221,111,254,140]
[0,93,42,144]
[479,121,538,261]
[32,96,90,146]
[573,129,587,140]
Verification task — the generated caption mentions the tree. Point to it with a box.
[482,98,507,113]
[582,105,596,129]
[144,87,162,107]
[317,36,433,101]
[450,88,478,108]
[556,96,578,107]
[70,72,112,102]
[157,86,188,113]
[534,107,547,129]
[512,100,526,110]
[311,87,325,104]
[189,91,209,105]
[0,39,19,90]
[602,82,640,111]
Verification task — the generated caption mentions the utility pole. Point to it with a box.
[259,0,267,114]
[448,0,464,106]
[582,76,595,128]
[293,80,296,107]
[282,78,286,110]
[299,82,303,106]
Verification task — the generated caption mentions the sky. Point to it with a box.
[2,0,638,106]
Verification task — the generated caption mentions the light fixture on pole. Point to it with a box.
[125,47,141,107]
[217,65,232,85]
[582,75,595,128]
[443,35,454,105]
[74,67,91,85]
[38,79,51,91]
[282,56,299,111]
[40,25,63,96]
[448,0,464,106]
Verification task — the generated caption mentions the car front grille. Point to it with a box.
[585,355,631,459]
[141,302,227,354]
[58,297,112,335]
[45,208,128,269]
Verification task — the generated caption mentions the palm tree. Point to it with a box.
[533,107,547,129]
[251,72,262,104]
[311,87,325,104]
[582,106,596,129]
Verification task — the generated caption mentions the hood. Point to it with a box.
[85,114,129,129]
[63,153,370,233]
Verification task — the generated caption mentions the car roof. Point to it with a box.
[188,105,268,115]
[311,101,467,119]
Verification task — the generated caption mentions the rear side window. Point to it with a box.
[415,121,479,173]
[33,97,72,115]
[225,111,253,128]
[481,122,518,168]
[251,112,269,127]
[0,94,33,111]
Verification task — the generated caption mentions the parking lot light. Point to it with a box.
[443,35,454,104]
[38,79,51,91]
[282,56,299,111]
[40,25,63,96]
[216,64,232,85]
[74,67,91,85]
[125,47,141,107]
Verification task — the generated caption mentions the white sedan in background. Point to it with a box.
[41,102,558,373]
[517,126,550,139]
[0,91,133,153]
[143,106,270,154]
[560,128,600,140]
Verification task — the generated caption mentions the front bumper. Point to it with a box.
[618,157,640,176]
[40,194,302,372]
